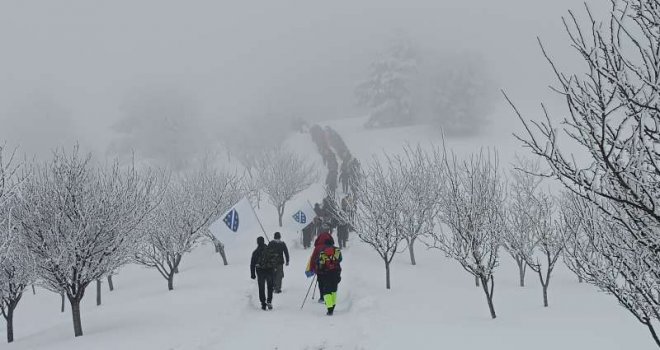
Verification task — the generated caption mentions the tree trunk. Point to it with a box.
[61,293,65,313]
[32,284,36,295]
[518,260,526,287]
[385,261,391,289]
[167,272,175,291]
[542,283,549,307]
[214,243,220,253]
[70,297,83,337]
[107,275,114,291]
[218,245,229,265]
[96,279,102,306]
[645,321,660,348]
[475,275,480,287]
[278,204,285,227]
[480,276,496,319]
[408,237,417,266]
[5,304,14,343]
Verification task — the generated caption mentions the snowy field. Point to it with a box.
[3,116,654,349]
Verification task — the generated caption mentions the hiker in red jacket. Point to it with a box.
[308,231,334,303]
[316,238,342,315]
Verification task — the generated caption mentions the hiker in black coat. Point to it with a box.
[250,236,275,310]
[268,232,290,293]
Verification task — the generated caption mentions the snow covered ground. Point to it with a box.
[3,116,655,349]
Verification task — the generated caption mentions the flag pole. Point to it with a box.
[247,198,270,241]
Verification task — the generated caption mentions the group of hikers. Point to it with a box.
[248,125,356,316]
[301,194,355,250]
[250,229,343,316]
[310,124,361,196]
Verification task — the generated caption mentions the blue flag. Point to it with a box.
[223,208,240,232]
[292,210,307,225]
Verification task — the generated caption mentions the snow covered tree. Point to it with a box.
[0,144,24,262]
[15,147,162,337]
[135,168,242,290]
[433,150,505,319]
[502,157,542,288]
[0,223,35,343]
[356,36,418,128]
[328,155,408,289]
[395,144,443,265]
[562,193,660,347]
[255,147,316,227]
[524,191,563,307]
[426,53,495,136]
[507,0,660,342]
[109,86,208,171]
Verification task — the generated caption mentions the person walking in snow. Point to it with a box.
[306,231,334,303]
[268,232,290,293]
[250,236,277,310]
[315,238,342,315]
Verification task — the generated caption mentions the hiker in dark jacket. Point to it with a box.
[250,236,275,310]
[268,232,290,293]
[316,238,342,315]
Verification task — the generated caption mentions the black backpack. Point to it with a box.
[257,245,278,270]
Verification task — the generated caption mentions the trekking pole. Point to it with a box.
[300,275,317,310]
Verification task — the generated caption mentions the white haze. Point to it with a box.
[0,0,603,161]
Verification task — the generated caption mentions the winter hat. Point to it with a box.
[274,232,281,240]
[257,236,265,245]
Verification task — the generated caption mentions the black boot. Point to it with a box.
[261,303,267,310]
[326,306,334,316]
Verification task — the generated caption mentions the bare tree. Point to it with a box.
[506,0,660,343]
[328,156,408,289]
[395,144,443,265]
[135,168,242,290]
[0,219,35,343]
[255,147,316,227]
[15,147,161,337]
[562,193,660,347]
[433,150,505,319]
[502,158,541,287]
[524,191,563,307]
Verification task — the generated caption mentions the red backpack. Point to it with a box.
[318,246,341,273]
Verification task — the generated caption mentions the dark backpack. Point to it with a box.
[318,246,341,273]
[257,245,278,270]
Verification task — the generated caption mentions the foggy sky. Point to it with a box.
[0,0,601,158]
